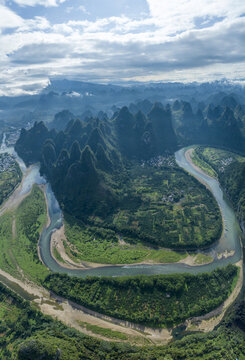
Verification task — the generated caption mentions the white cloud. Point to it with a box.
[147,0,245,34]
[78,5,89,15]
[1,0,245,95]
[147,0,245,21]
[0,5,23,28]
[12,0,66,7]
[17,16,50,31]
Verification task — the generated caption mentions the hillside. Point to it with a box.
[15,107,222,250]
[193,146,245,233]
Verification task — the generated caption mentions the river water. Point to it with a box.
[1,136,243,278]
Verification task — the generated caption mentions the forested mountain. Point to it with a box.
[172,97,245,152]
[15,104,178,222]
[195,147,245,234]
[47,110,75,131]
[15,95,245,238]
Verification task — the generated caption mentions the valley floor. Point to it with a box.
[0,146,243,347]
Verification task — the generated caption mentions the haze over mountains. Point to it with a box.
[2,0,245,357]
[15,80,245,229]
[1,79,245,136]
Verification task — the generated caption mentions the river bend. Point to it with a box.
[1,140,243,278]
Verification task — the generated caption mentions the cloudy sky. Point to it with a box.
[1,0,245,95]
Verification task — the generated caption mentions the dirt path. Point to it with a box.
[12,217,16,239]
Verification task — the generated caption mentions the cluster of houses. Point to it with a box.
[162,189,185,203]
[218,157,234,173]
[6,130,20,147]
[0,153,16,173]
[141,155,175,168]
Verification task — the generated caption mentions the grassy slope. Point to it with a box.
[44,264,238,328]
[0,185,49,283]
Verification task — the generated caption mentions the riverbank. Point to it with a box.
[0,144,243,346]
[50,224,215,270]
[185,148,213,180]
[0,166,32,216]
[185,148,226,247]
[186,259,243,332]
[0,265,172,345]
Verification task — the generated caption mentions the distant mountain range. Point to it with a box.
[15,94,245,220]
[1,79,245,134]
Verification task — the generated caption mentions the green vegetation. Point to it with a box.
[62,158,222,261]
[194,146,244,176]
[1,280,245,359]
[53,246,66,264]
[172,99,245,153]
[0,185,49,283]
[78,321,128,341]
[44,264,238,328]
[15,108,222,254]
[64,214,186,264]
[107,162,222,249]
[0,213,18,277]
[193,146,245,231]
[193,253,213,265]
[0,153,22,205]
[191,148,217,178]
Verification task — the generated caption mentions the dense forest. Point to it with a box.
[193,147,245,234]
[43,264,238,328]
[171,97,245,152]
[15,104,177,219]
[0,279,245,360]
[15,105,222,250]
[11,96,245,360]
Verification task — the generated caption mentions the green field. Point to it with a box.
[0,185,50,283]
[63,214,187,264]
[78,321,128,341]
[44,264,238,328]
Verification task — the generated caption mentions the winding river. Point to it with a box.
[1,137,243,278]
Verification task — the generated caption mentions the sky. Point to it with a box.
[1,0,245,95]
